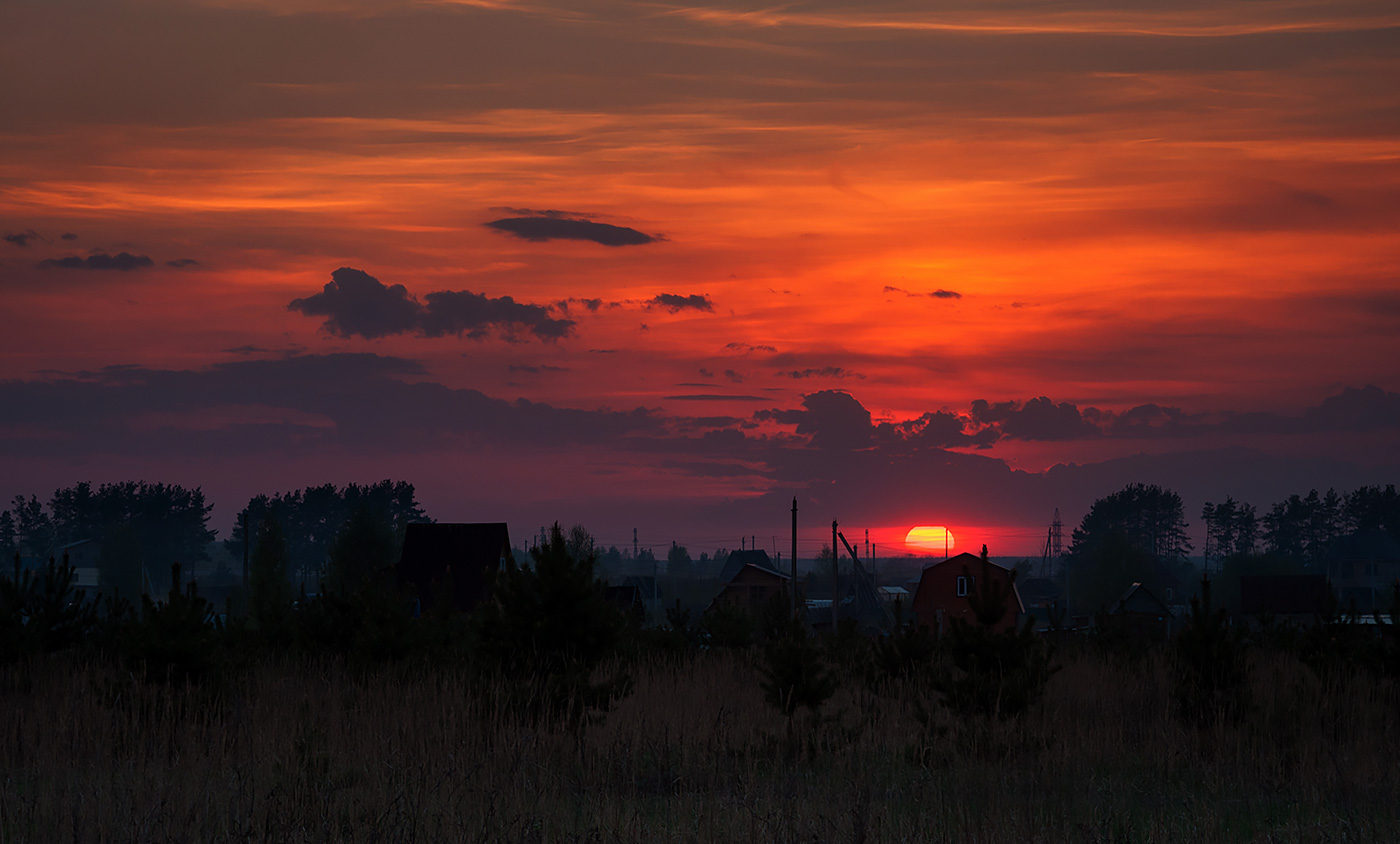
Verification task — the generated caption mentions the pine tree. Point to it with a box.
[935,547,1057,719]
[1172,571,1249,726]
[472,523,630,727]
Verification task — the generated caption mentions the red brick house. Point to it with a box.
[911,551,1025,634]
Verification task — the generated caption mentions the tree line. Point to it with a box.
[1063,482,1400,614]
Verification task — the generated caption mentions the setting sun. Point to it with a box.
[905,525,955,553]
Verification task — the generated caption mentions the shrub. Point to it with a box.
[1172,572,1250,726]
[934,549,1057,719]
[472,523,630,727]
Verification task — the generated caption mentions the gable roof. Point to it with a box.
[396,522,509,613]
[921,551,1014,573]
[718,549,780,582]
[915,553,1027,614]
[1115,582,1174,617]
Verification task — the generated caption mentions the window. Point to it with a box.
[956,576,968,597]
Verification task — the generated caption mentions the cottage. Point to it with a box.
[708,561,790,616]
[911,552,1025,634]
[1325,529,1400,613]
[395,522,509,614]
[1109,582,1176,639]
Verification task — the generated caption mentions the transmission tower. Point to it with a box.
[1039,507,1063,577]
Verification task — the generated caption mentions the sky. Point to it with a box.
[2,0,1399,558]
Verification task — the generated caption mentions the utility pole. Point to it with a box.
[791,497,798,618]
[831,519,839,632]
[633,527,638,559]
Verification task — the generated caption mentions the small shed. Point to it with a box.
[396,523,510,614]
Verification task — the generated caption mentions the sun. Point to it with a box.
[905,525,955,552]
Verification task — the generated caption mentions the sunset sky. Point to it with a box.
[3,0,1398,557]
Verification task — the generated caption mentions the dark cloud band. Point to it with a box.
[485,216,656,246]
[288,267,575,342]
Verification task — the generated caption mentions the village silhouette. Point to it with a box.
[4,477,1400,838]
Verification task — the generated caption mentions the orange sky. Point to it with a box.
[2,0,1399,554]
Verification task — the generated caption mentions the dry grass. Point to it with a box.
[1,647,1397,843]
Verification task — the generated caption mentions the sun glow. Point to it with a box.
[905,525,955,552]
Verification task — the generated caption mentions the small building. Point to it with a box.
[911,552,1025,635]
[603,584,647,624]
[1325,529,1400,613]
[717,549,783,583]
[708,562,791,616]
[1110,582,1176,639]
[53,539,102,590]
[395,523,510,615]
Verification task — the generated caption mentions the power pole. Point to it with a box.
[791,497,798,618]
[831,519,839,632]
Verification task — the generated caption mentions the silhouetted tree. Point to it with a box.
[1263,488,1344,566]
[1068,530,1159,613]
[9,494,54,557]
[99,524,145,600]
[227,480,427,588]
[1,552,97,661]
[0,511,16,562]
[324,503,397,595]
[666,541,695,579]
[49,482,215,591]
[123,563,222,684]
[701,601,756,649]
[1173,572,1249,726]
[1068,483,1192,564]
[936,546,1056,719]
[1344,484,1400,537]
[1202,496,1259,567]
[472,523,629,726]
[249,515,294,638]
[761,619,837,728]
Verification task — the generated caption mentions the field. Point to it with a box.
[2,642,1397,844]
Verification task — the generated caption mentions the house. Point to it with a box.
[53,539,102,591]
[1109,582,1176,639]
[911,552,1025,635]
[603,584,647,624]
[1325,529,1400,613]
[708,561,791,616]
[717,549,783,582]
[395,522,510,615]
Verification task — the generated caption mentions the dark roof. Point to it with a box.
[719,549,779,582]
[922,551,1013,573]
[396,522,509,613]
[1115,582,1174,617]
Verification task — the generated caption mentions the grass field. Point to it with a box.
[2,642,1396,843]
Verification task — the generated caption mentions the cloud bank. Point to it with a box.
[288,267,575,342]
